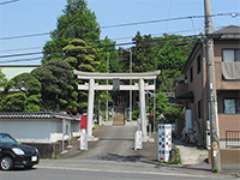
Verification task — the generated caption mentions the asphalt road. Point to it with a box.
[0,167,235,180]
[79,124,138,160]
[61,123,155,162]
[0,124,235,180]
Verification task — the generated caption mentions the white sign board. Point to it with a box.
[134,130,143,150]
[80,129,88,150]
[157,124,172,162]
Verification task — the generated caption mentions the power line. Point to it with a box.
[0,43,135,59]
[0,32,49,40]
[0,35,200,64]
[0,0,21,5]
[0,36,199,61]
[0,12,238,41]
[0,56,42,63]
[112,29,203,41]
[0,29,199,53]
[2,23,232,54]
[101,12,240,29]
[0,34,203,57]
[0,46,42,53]
[0,41,139,58]
[0,25,206,54]
[0,52,42,58]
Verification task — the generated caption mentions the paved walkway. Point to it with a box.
[176,144,208,165]
[61,122,156,162]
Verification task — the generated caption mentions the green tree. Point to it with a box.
[52,0,100,42]
[154,35,194,92]
[3,73,41,112]
[43,0,100,62]
[0,70,7,88]
[128,33,195,122]
[6,73,41,96]
[155,34,193,69]
[41,0,119,114]
[156,90,183,123]
[0,70,7,111]
[98,37,122,73]
[132,32,157,72]
[32,60,78,112]
[63,39,98,72]
[63,38,103,112]
[0,93,26,112]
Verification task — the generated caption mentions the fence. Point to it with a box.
[226,131,240,148]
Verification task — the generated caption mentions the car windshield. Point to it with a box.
[0,134,18,145]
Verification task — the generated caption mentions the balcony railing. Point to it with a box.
[226,130,240,148]
[175,82,193,101]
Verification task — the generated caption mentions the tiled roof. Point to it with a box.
[213,25,240,34]
[183,25,240,72]
[0,112,79,121]
[212,25,240,39]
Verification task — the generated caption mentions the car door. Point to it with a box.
[0,144,3,159]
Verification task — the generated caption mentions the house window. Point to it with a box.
[190,67,193,82]
[197,55,201,74]
[224,99,236,114]
[236,50,240,61]
[223,49,240,62]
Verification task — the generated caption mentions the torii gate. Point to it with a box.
[74,70,160,141]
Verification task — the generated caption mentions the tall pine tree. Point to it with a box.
[43,0,100,62]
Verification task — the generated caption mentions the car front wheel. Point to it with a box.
[0,156,13,171]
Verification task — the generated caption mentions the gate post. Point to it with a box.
[139,78,147,140]
[87,78,95,139]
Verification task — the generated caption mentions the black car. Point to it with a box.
[0,133,40,171]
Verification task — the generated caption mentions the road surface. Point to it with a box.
[0,124,235,180]
[60,123,155,162]
[0,165,235,180]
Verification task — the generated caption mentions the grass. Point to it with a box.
[168,147,182,165]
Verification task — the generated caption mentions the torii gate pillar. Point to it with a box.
[87,78,95,139]
[139,78,147,140]
[75,70,160,142]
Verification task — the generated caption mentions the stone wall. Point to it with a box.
[24,140,71,159]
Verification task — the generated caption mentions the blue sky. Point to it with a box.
[0,0,239,65]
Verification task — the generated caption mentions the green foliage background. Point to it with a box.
[0,0,195,124]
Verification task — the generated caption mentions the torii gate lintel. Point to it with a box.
[74,70,160,141]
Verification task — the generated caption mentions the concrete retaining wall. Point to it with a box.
[24,140,72,159]
[209,149,240,169]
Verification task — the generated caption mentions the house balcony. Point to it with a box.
[175,81,193,102]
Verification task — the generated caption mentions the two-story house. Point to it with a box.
[176,26,240,152]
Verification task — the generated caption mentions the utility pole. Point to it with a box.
[129,49,133,122]
[106,52,110,121]
[153,79,156,132]
[204,0,221,172]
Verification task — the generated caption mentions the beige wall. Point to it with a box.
[184,44,208,145]
[0,66,39,80]
[214,40,240,90]
[218,114,240,139]
[176,40,240,146]
[214,41,240,140]
[177,39,240,146]
[209,149,240,165]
